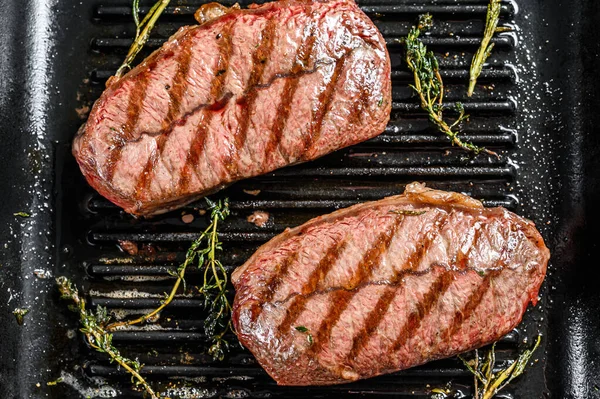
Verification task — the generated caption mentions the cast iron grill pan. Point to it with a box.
[54,0,548,397]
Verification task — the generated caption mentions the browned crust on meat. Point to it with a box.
[73,0,391,217]
[231,183,550,386]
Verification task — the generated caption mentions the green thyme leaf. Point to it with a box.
[13,308,29,325]
[56,277,158,398]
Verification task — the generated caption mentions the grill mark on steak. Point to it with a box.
[177,22,235,192]
[406,212,451,271]
[439,223,511,344]
[390,270,455,353]
[163,50,193,128]
[261,249,301,306]
[302,53,350,159]
[455,221,482,269]
[444,270,500,343]
[305,216,404,356]
[227,18,279,178]
[342,286,397,365]
[134,43,195,198]
[266,10,316,163]
[276,237,350,335]
[105,69,151,182]
[341,215,405,290]
[306,289,354,355]
[342,213,447,365]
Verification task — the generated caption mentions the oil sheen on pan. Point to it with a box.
[72,0,392,217]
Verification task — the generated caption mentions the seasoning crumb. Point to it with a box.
[198,209,207,216]
[33,269,52,279]
[13,308,30,325]
[137,243,157,258]
[243,189,261,196]
[47,377,64,386]
[75,104,90,119]
[118,240,139,256]
[181,352,195,364]
[247,211,269,228]
[182,214,195,223]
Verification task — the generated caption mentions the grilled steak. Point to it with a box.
[72,0,391,216]
[231,183,550,386]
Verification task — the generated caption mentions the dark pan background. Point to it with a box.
[1,0,599,398]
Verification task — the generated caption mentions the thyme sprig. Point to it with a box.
[458,335,542,399]
[402,15,497,157]
[104,198,232,359]
[57,199,231,397]
[194,198,233,360]
[56,276,158,399]
[115,0,172,80]
[468,0,505,97]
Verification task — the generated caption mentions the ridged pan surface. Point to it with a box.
[0,0,599,398]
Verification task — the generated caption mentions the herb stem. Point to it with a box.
[403,15,498,157]
[115,0,171,80]
[87,328,156,398]
[210,220,222,292]
[107,199,232,359]
[468,0,502,97]
[56,277,158,399]
[105,223,213,332]
[459,335,542,399]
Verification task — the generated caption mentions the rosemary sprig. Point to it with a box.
[468,0,503,97]
[114,0,172,80]
[458,335,542,399]
[402,15,497,157]
[56,276,158,399]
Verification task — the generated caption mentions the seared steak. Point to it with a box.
[231,183,550,386]
[72,0,391,216]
